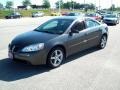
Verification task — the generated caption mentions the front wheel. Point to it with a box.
[98,35,107,49]
[47,47,65,68]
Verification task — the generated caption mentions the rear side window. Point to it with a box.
[72,21,86,31]
[86,20,100,28]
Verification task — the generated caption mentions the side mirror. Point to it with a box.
[69,28,79,36]
[71,28,79,33]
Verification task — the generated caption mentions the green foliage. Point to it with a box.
[62,2,71,9]
[109,4,115,11]
[22,0,31,6]
[55,0,64,9]
[42,0,50,8]
[0,10,13,18]
[5,1,13,9]
[55,1,96,10]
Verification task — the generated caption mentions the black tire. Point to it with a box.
[117,20,119,24]
[47,47,65,68]
[98,35,107,49]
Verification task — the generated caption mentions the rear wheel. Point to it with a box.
[98,35,107,49]
[117,20,119,24]
[47,47,65,68]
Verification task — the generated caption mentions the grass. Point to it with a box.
[0,10,13,19]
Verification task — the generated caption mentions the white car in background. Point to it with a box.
[32,12,44,17]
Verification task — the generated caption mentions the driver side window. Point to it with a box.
[71,21,86,32]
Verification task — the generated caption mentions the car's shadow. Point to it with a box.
[0,47,100,82]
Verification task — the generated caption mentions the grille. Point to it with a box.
[9,45,20,52]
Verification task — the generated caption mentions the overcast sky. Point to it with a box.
[0,0,120,9]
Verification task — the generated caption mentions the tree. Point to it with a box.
[5,1,13,9]
[42,0,50,8]
[89,3,95,10]
[55,0,64,9]
[0,3,3,9]
[63,2,71,9]
[22,0,31,6]
[110,4,115,11]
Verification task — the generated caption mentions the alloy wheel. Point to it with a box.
[50,49,64,67]
[100,36,107,49]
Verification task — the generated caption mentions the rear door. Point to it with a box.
[84,19,102,48]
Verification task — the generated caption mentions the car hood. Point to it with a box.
[104,18,117,20]
[11,31,58,48]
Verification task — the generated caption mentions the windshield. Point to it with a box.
[105,15,117,18]
[35,19,73,34]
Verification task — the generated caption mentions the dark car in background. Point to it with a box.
[8,16,108,68]
[5,12,22,19]
[85,13,102,22]
[66,12,81,16]
[103,14,119,25]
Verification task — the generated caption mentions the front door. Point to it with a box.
[66,21,88,55]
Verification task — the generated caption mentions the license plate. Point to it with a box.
[8,52,13,59]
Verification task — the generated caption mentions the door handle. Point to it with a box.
[83,40,87,43]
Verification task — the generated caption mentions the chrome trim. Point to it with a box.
[12,46,15,53]
[69,40,86,48]
[69,36,99,48]
[87,36,99,41]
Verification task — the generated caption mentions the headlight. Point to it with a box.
[22,43,44,52]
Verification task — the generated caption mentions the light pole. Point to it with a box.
[111,0,113,11]
[73,2,74,11]
[99,0,101,10]
[94,0,97,11]
[13,0,15,13]
[84,0,85,5]
[59,0,61,13]
[84,0,85,12]
[72,0,74,11]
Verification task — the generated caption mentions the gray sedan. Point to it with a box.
[8,16,108,68]
[103,14,119,25]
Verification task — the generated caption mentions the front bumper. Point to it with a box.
[9,50,47,65]
[103,20,117,24]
